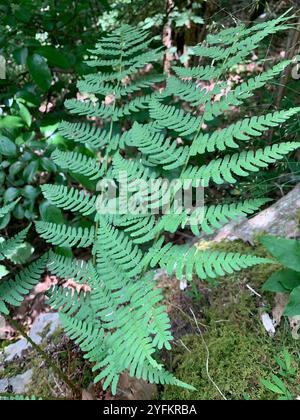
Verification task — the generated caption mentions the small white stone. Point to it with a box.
[261,313,276,336]
[180,279,187,291]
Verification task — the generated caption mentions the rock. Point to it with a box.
[290,316,300,340]
[116,373,158,400]
[3,339,28,363]
[208,184,300,243]
[3,312,60,362]
[0,369,33,394]
[29,312,60,346]
[9,369,33,394]
[0,377,8,392]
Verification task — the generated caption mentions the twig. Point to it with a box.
[189,308,227,401]
[246,284,262,298]
[178,339,192,353]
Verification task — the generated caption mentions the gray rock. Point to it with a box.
[0,377,8,392]
[9,369,33,394]
[29,312,60,346]
[0,369,33,394]
[3,339,28,363]
[204,184,300,243]
[3,312,60,362]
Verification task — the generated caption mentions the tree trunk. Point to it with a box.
[275,16,300,109]
[163,0,175,75]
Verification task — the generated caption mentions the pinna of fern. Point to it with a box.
[32,18,300,396]
[0,201,47,315]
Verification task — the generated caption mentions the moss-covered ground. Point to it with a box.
[162,239,300,400]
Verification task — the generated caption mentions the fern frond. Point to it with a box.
[157,198,270,235]
[203,61,292,121]
[85,49,162,70]
[59,314,107,362]
[172,64,221,80]
[183,142,300,187]
[0,226,31,261]
[47,287,94,322]
[191,108,300,155]
[0,254,47,314]
[91,274,174,394]
[78,74,165,99]
[164,76,219,107]
[192,198,270,234]
[129,123,189,170]
[58,121,110,149]
[148,244,272,281]
[65,94,154,122]
[35,222,95,248]
[192,15,292,65]
[0,200,19,218]
[112,153,159,181]
[88,25,155,58]
[41,184,97,216]
[95,217,144,280]
[149,99,201,136]
[113,214,156,244]
[0,395,42,400]
[47,251,97,284]
[51,149,103,180]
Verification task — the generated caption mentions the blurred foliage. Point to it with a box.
[0,0,111,222]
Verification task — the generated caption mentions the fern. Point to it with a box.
[0,206,47,315]
[183,142,300,187]
[0,394,42,400]
[34,19,300,396]
[35,222,95,248]
[156,198,271,235]
[51,150,104,180]
[149,98,201,136]
[0,226,31,261]
[41,185,97,216]
[0,254,47,315]
[190,108,300,155]
[0,200,19,218]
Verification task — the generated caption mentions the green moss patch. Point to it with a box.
[162,239,300,400]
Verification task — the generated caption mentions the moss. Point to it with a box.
[296,209,300,227]
[163,321,300,400]
[162,239,300,400]
[0,361,25,380]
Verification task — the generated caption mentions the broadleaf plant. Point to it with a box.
[261,236,300,317]
[2,15,300,395]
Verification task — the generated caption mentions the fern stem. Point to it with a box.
[93,45,125,265]
[5,315,81,397]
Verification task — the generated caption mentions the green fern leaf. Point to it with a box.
[0,254,47,314]
[35,221,95,248]
[0,200,19,218]
[0,226,31,261]
[51,149,103,180]
[47,251,97,284]
[129,123,189,170]
[191,108,300,155]
[149,244,272,281]
[41,184,97,216]
[183,142,300,187]
[149,98,201,136]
